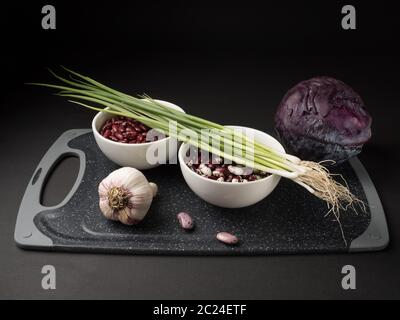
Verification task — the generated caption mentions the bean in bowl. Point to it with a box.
[185,147,270,183]
[100,116,161,144]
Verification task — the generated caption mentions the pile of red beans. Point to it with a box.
[100,116,152,144]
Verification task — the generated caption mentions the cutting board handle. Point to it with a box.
[14,129,91,248]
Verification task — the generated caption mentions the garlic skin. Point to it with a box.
[98,167,157,225]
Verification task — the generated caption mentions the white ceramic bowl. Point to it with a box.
[178,126,285,208]
[93,100,184,169]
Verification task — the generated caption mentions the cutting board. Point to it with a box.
[14,129,389,255]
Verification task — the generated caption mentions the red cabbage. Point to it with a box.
[274,76,372,164]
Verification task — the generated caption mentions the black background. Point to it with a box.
[1,1,399,299]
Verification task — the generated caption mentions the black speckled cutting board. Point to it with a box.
[14,129,389,255]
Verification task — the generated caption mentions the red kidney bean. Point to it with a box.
[177,212,194,230]
[126,132,137,139]
[216,232,239,245]
[248,175,258,181]
[103,129,111,139]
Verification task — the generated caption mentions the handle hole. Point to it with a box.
[40,155,80,207]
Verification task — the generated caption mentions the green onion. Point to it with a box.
[29,67,364,229]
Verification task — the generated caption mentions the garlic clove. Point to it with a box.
[119,207,140,225]
[149,182,158,197]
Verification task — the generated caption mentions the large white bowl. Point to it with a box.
[93,100,184,169]
[178,126,285,208]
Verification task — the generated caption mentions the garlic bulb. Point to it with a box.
[98,167,158,225]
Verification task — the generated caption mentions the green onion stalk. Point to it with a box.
[29,68,364,231]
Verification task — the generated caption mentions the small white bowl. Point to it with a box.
[178,126,285,208]
[92,100,184,169]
